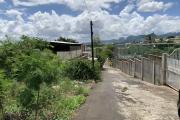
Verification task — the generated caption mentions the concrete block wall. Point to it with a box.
[112,57,162,85]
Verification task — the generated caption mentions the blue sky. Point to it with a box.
[0,0,180,42]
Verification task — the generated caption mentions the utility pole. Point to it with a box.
[90,20,94,68]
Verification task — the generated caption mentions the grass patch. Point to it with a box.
[121,87,128,92]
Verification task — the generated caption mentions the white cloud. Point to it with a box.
[6,9,23,17]
[12,0,122,11]
[1,8,180,42]
[12,0,63,6]
[0,0,4,3]
[119,4,135,17]
[137,0,173,12]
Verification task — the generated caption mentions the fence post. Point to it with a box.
[141,57,144,80]
[118,60,120,69]
[133,60,135,77]
[128,61,130,75]
[134,59,136,78]
[152,60,155,84]
[122,61,124,72]
[161,53,167,85]
[120,60,122,70]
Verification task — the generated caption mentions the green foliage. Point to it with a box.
[54,95,86,120]
[75,86,89,97]
[19,88,35,109]
[12,49,61,119]
[124,44,180,57]
[63,59,101,81]
[38,85,56,105]
[97,50,108,68]
[0,40,19,76]
[0,70,5,119]
[96,45,114,68]
[0,38,61,119]
[31,80,88,120]
[20,35,50,51]
[13,49,60,90]
[0,36,95,120]
[0,36,50,77]
[145,48,165,56]
[93,35,102,47]
[58,95,85,111]
[56,37,78,43]
[58,79,76,94]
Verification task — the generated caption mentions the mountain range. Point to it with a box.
[99,32,180,45]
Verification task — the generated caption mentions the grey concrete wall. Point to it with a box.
[154,61,162,85]
[134,59,142,79]
[143,58,154,84]
[166,57,180,90]
[112,57,162,85]
[112,49,180,88]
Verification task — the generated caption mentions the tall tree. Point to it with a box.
[56,37,78,43]
[93,35,102,47]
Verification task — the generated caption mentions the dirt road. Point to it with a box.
[72,66,179,120]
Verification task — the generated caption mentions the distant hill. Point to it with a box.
[103,32,180,44]
[84,39,122,45]
[121,35,145,43]
[158,32,180,38]
[84,32,180,45]
[100,35,145,44]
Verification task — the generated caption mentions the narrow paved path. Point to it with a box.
[72,66,179,120]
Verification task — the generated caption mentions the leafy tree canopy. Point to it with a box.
[56,37,78,43]
[93,35,102,47]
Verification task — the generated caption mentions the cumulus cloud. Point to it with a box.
[137,0,173,12]
[12,0,63,6]
[6,9,23,17]
[119,4,135,17]
[0,17,35,39]
[1,9,180,42]
[12,0,122,11]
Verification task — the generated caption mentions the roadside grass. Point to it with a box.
[121,87,128,92]
[0,36,101,120]
[3,79,91,120]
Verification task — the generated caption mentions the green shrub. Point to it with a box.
[75,86,89,96]
[13,49,61,120]
[0,36,93,120]
[96,45,114,69]
[19,88,35,110]
[97,50,108,69]
[58,95,85,111]
[0,70,5,119]
[0,36,50,77]
[53,95,86,120]
[63,59,101,81]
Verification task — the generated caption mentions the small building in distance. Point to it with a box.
[50,41,85,59]
[166,36,180,43]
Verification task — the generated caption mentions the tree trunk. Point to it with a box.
[35,90,40,120]
[0,102,4,120]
